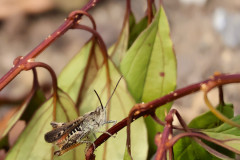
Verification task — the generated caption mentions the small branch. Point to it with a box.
[126,103,146,159]
[147,0,154,24]
[126,0,131,12]
[203,87,240,128]
[150,112,165,126]
[154,109,188,159]
[151,112,190,131]
[75,37,97,108]
[72,24,108,60]
[159,0,163,5]
[218,86,225,106]
[0,68,39,106]
[71,24,110,85]
[69,10,97,30]
[154,111,173,159]
[23,61,58,120]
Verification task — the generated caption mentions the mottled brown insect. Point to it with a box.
[44,77,122,156]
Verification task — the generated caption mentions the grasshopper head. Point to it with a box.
[94,105,107,126]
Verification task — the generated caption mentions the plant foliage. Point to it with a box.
[0,0,240,160]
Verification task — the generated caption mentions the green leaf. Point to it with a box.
[79,61,148,160]
[5,90,83,160]
[21,89,46,122]
[205,115,240,136]
[128,16,148,48]
[120,7,176,103]
[0,88,45,140]
[173,137,219,160]
[120,7,176,156]
[123,147,132,160]
[202,132,238,159]
[0,135,8,149]
[188,104,234,129]
[201,116,240,159]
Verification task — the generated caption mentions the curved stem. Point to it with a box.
[72,24,109,60]
[147,0,154,24]
[24,61,58,120]
[69,10,97,30]
[75,37,96,109]
[218,86,225,106]
[203,90,240,128]
[126,103,145,159]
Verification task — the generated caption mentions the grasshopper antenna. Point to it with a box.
[105,76,123,108]
[94,76,123,109]
[94,90,104,109]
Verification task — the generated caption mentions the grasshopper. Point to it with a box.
[44,77,122,156]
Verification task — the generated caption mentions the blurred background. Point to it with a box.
[0,0,240,139]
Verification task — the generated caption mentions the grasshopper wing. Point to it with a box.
[44,116,85,143]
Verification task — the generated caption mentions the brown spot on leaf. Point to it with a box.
[159,72,165,77]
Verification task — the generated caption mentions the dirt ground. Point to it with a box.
[0,0,240,130]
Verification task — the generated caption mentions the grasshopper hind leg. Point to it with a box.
[76,137,96,152]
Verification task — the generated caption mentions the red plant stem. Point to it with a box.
[0,0,99,91]
[147,0,154,24]
[126,0,131,11]
[72,24,108,59]
[151,111,191,131]
[159,0,163,5]
[169,148,173,160]
[75,37,96,109]
[218,86,224,106]
[86,73,240,159]
[150,112,165,126]
[0,69,39,106]
[71,10,97,30]
[155,117,172,159]
[72,23,111,90]
[155,109,189,159]
[23,61,58,120]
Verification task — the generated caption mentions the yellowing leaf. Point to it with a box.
[5,90,82,160]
